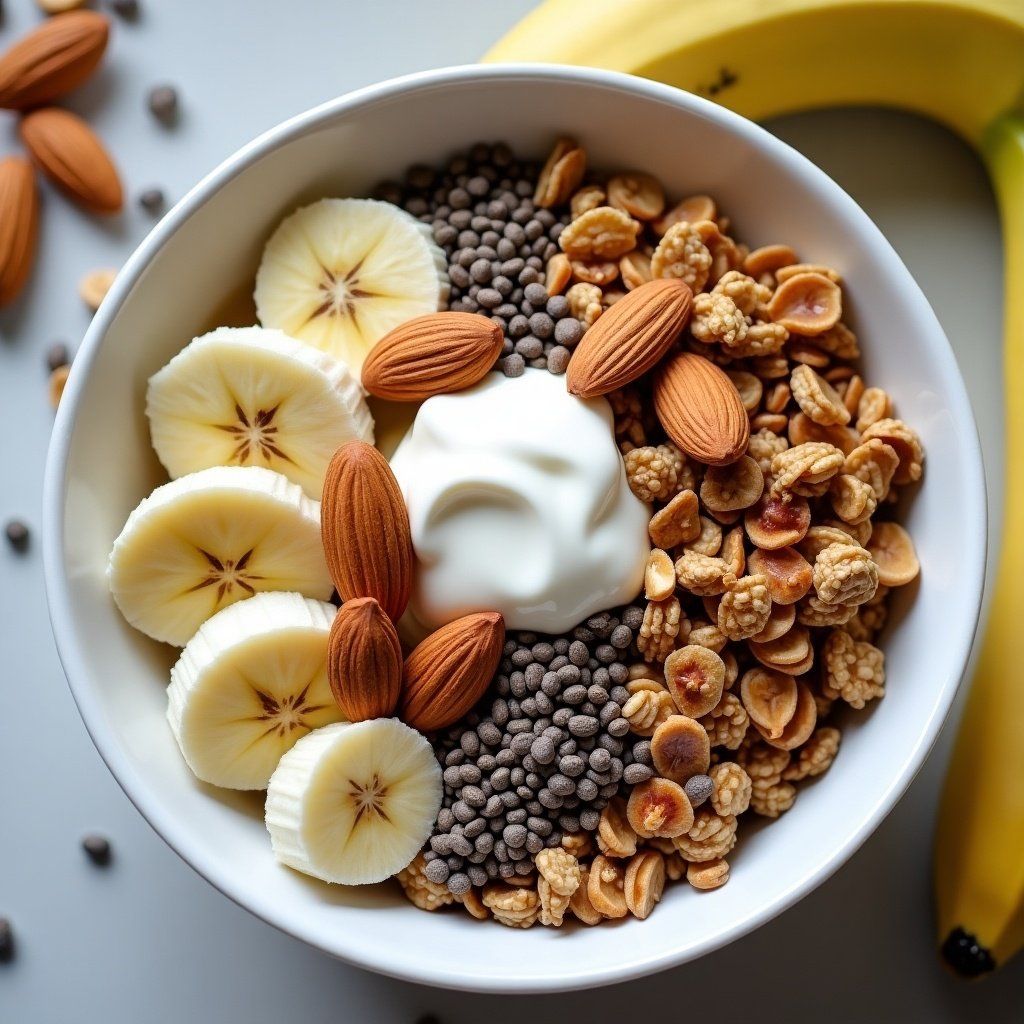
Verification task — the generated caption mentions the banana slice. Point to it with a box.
[107,465,332,647]
[265,718,442,885]
[254,198,449,376]
[146,326,374,499]
[167,592,343,790]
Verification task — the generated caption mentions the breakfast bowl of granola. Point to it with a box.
[43,64,985,991]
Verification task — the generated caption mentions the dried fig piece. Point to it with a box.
[650,715,711,783]
[624,849,667,919]
[744,493,811,550]
[757,679,818,750]
[749,625,812,668]
[740,667,798,740]
[569,868,603,925]
[747,546,814,605]
[750,601,796,643]
[664,645,726,719]
[587,855,628,918]
[867,521,920,586]
[644,548,677,601]
[700,455,764,512]
[767,272,842,335]
[626,778,694,839]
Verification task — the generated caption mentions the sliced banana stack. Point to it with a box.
[146,326,374,499]
[254,198,449,376]
[266,718,442,885]
[167,592,343,789]
[107,465,332,646]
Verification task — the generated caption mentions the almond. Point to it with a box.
[0,156,39,308]
[0,11,109,111]
[321,440,413,622]
[565,278,692,398]
[20,107,123,214]
[653,351,750,466]
[399,612,505,732]
[327,597,402,722]
[360,312,504,401]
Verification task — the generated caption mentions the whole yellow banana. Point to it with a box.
[487,0,1024,976]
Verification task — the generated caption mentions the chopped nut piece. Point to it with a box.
[78,268,118,311]
[664,644,727,719]
[822,629,885,708]
[776,262,841,284]
[624,849,667,919]
[654,194,717,235]
[860,418,924,484]
[788,413,861,457]
[744,493,811,550]
[727,369,764,412]
[747,546,814,605]
[673,808,737,862]
[717,573,772,641]
[867,520,920,586]
[560,205,641,261]
[842,373,866,417]
[651,714,711,782]
[796,593,859,628]
[749,780,797,817]
[569,868,604,925]
[721,527,746,577]
[790,363,851,426]
[637,596,683,663]
[687,858,731,890]
[651,221,712,291]
[627,778,694,838]
[561,831,594,858]
[534,137,581,207]
[625,443,687,503]
[619,249,653,290]
[709,761,752,816]
[768,272,842,335]
[691,291,748,347]
[700,456,765,512]
[456,886,490,920]
[714,270,772,317]
[566,281,604,328]
[756,679,817,750]
[739,667,798,740]
[535,847,581,897]
[396,854,455,911]
[571,183,607,219]
[49,364,70,409]
[686,619,728,653]
[829,473,877,525]
[813,541,879,606]
[649,488,700,550]
[545,252,572,295]
[587,855,629,919]
[571,258,619,286]
[731,322,789,359]
[596,797,640,859]
[743,243,798,280]
[856,386,893,431]
[700,691,749,750]
[771,441,845,498]
[798,524,859,562]
[608,171,666,221]
[747,428,790,478]
[782,726,841,781]
[644,548,677,601]
[482,883,540,928]
[621,687,677,736]
[685,515,723,557]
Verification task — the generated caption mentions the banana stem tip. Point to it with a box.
[940,927,996,978]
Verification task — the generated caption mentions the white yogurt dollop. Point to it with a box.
[389,369,650,634]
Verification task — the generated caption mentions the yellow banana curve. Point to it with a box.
[487,0,1024,976]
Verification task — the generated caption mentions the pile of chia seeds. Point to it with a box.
[422,607,657,895]
[375,141,584,377]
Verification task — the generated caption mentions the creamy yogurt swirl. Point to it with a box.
[389,370,650,635]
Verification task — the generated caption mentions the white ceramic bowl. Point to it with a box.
[43,65,986,993]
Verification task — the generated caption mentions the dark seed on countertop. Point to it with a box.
[46,343,69,372]
[4,520,29,553]
[110,0,140,19]
[0,918,12,963]
[147,85,179,122]
[82,834,112,866]
[138,188,165,214]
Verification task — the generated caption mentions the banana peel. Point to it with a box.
[486,0,1024,977]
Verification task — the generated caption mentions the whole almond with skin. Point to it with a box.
[653,351,750,466]
[0,11,109,111]
[0,157,39,308]
[321,440,413,622]
[360,312,504,401]
[327,598,402,722]
[399,612,505,732]
[566,278,692,398]
[20,107,123,213]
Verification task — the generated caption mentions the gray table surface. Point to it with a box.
[1,1,1021,1020]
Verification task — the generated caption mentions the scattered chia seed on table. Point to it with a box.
[375,142,584,376]
[422,606,655,894]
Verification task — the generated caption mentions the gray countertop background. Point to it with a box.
[1,1,1021,1020]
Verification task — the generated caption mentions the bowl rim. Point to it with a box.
[42,61,987,993]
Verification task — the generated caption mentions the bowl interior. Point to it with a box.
[45,66,985,992]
